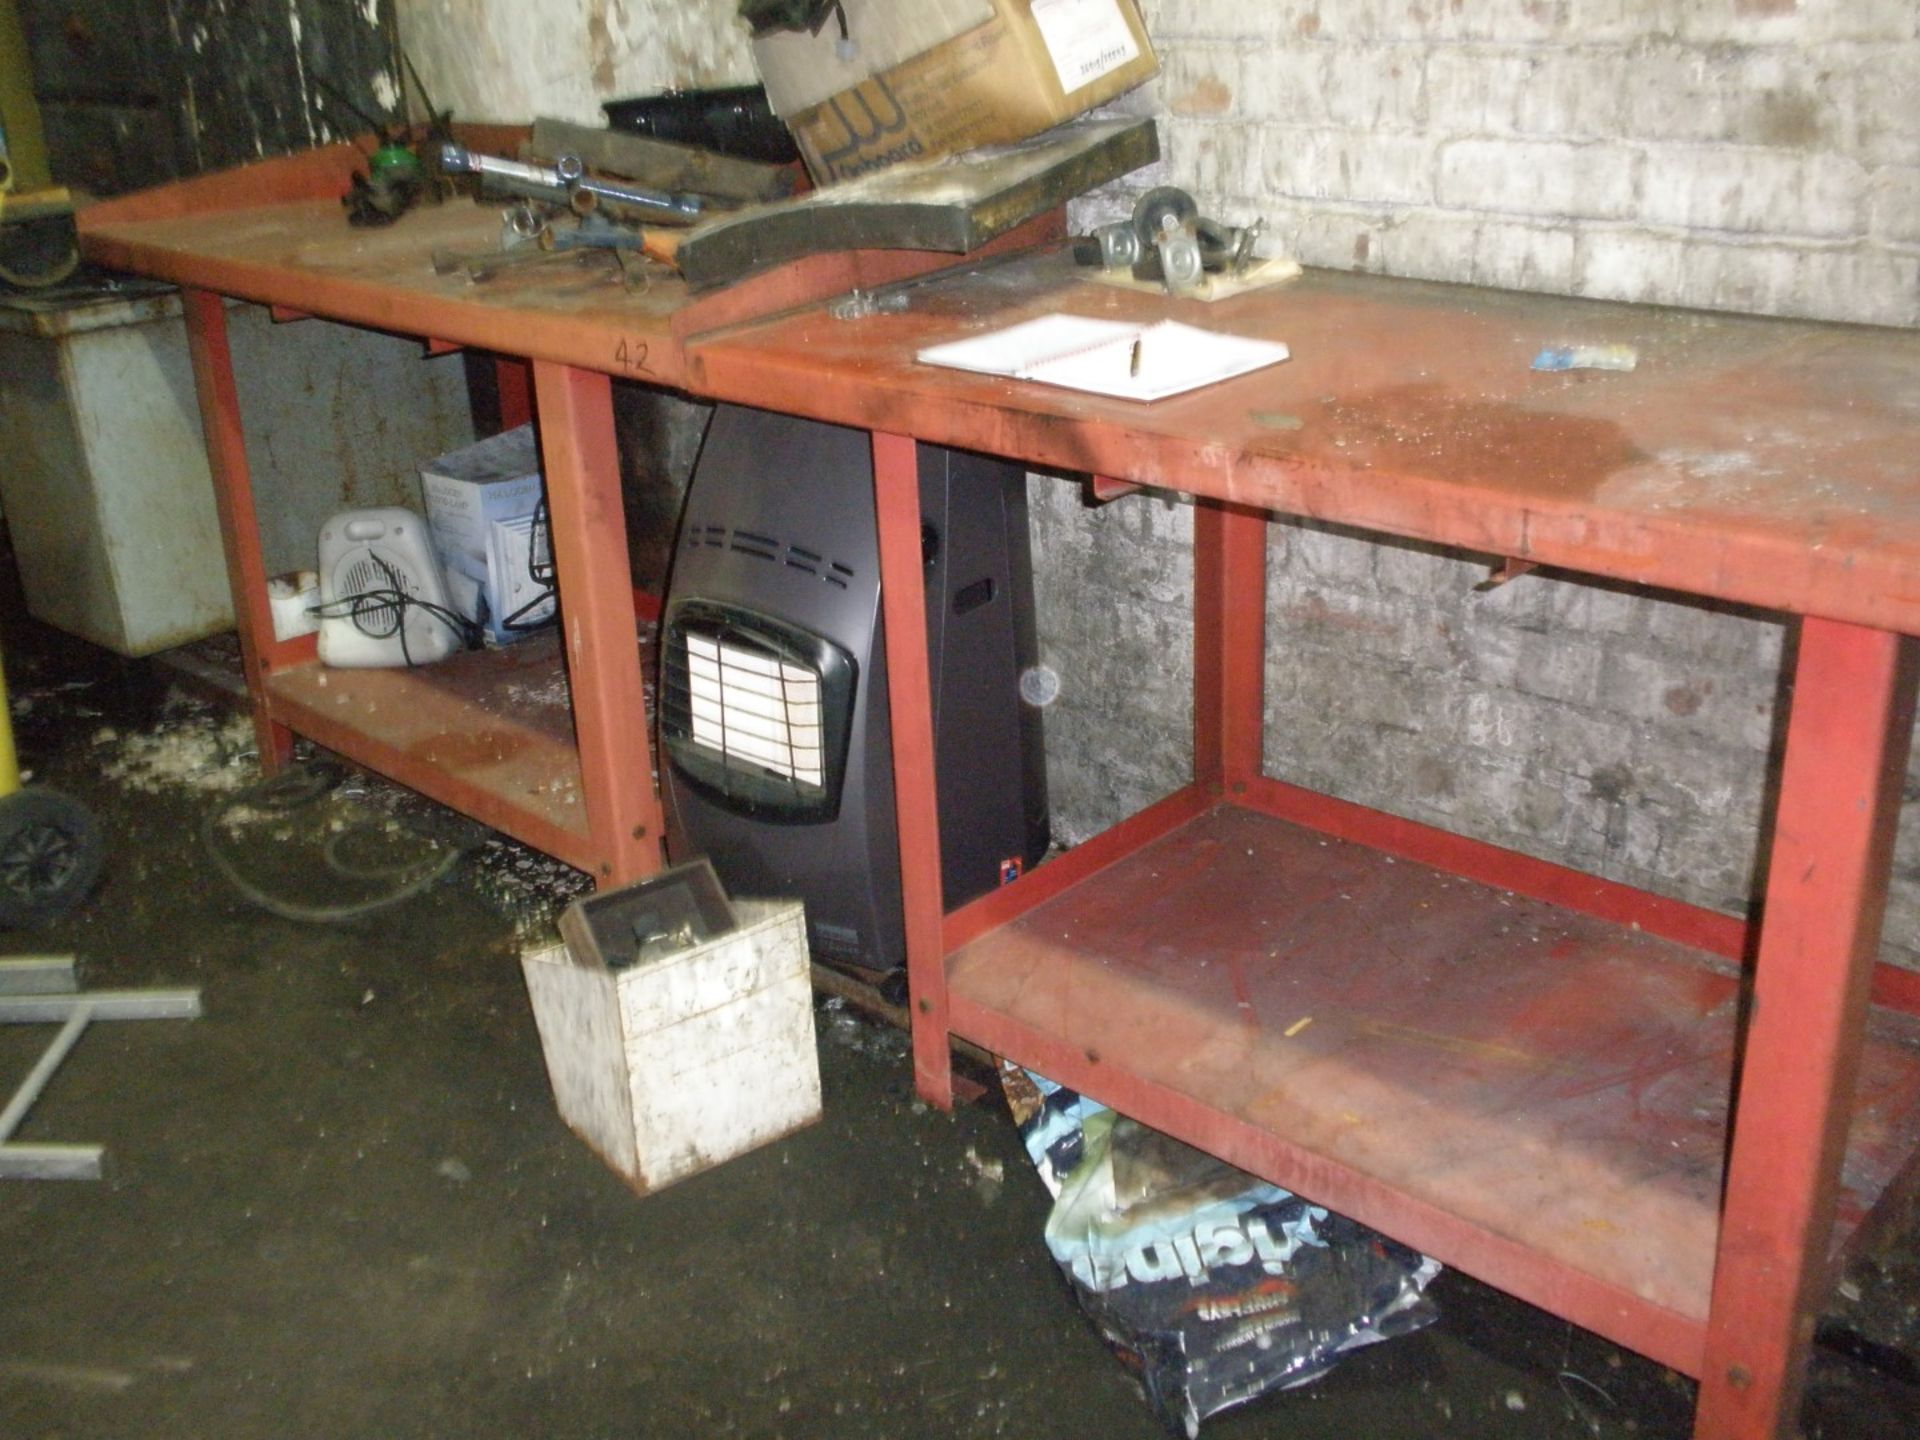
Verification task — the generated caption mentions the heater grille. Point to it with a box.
[685,634,823,787]
[661,600,857,823]
[340,552,419,637]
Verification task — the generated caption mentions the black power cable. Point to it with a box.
[200,762,474,923]
[498,494,559,636]
[307,551,481,665]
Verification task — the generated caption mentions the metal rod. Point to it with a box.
[400,49,439,127]
[0,1005,90,1143]
[439,144,702,224]
[0,1143,103,1181]
[554,155,702,222]
[0,988,201,1023]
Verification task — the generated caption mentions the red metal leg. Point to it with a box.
[1193,499,1267,791]
[530,361,664,886]
[496,357,533,431]
[873,431,952,1109]
[1697,619,1919,1438]
[180,289,294,772]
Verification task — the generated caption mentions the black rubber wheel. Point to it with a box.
[0,213,82,290]
[1131,186,1199,246]
[0,788,105,928]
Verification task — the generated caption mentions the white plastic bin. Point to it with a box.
[0,283,474,655]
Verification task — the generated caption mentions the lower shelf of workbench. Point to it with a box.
[262,631,597,870]
[945,801,1920,1376]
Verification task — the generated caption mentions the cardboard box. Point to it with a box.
[520,899,821,1195]
[419,424,554,646]
[753,0,1157,184]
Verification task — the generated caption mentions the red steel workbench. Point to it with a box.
[76,137,1059,885]
[682,251,1920,1439]
[78,144,1920,1437]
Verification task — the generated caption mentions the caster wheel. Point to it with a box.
[1131,186,1199,246]
[0,788,104,927]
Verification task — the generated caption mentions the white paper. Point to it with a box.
[1031,0,1140,94]
[916,315,1291,403]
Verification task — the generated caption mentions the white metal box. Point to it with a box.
[419,424,551,646]
[0,284,473,656]
[520,899,822,1194]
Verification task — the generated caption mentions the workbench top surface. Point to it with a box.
[687,252,1920,635]
[83,192,733,387]
[77,136,1060,389]
[83,142,1920,633]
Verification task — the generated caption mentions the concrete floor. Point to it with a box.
[0,605,1915,1440]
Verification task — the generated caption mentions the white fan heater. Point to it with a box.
[316,508,461,668]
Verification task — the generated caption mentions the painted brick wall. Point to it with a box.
[398,0,753,126]
[1129,0,1920,325]
[1037,0,1920,967]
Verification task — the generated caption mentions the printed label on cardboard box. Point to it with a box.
[1030,0,1140,93]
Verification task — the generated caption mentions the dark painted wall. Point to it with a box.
[20,0,399,194]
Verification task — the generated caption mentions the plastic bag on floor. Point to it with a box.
[1004,1067,1440,1437]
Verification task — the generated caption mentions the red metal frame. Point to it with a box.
[1193,499,1268,793]
[181,288,297,772]
[873,431,953,1109]
[531,361,665,885]
[110,161,1920,1436]
[180,287,663,888]
[496,358,533,431]
[1697,620,1918,1437]
[878,470,1920,1439]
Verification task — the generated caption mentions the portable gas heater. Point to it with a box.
[659,405,1049,972]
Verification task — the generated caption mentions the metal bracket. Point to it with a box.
[1089,474,1144,503]
[1474,557,1539,592]
[0,956,202,1181]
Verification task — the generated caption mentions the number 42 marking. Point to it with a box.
[613,338,651,375]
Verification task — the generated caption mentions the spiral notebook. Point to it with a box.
[916,315,1291,402]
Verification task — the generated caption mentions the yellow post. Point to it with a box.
[0,0,53,195]
[0,642,21,795]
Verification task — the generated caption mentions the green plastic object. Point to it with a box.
[368,143,423,181]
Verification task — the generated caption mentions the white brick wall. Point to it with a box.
[1123,0,1920,326]
[399,0,754,127]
